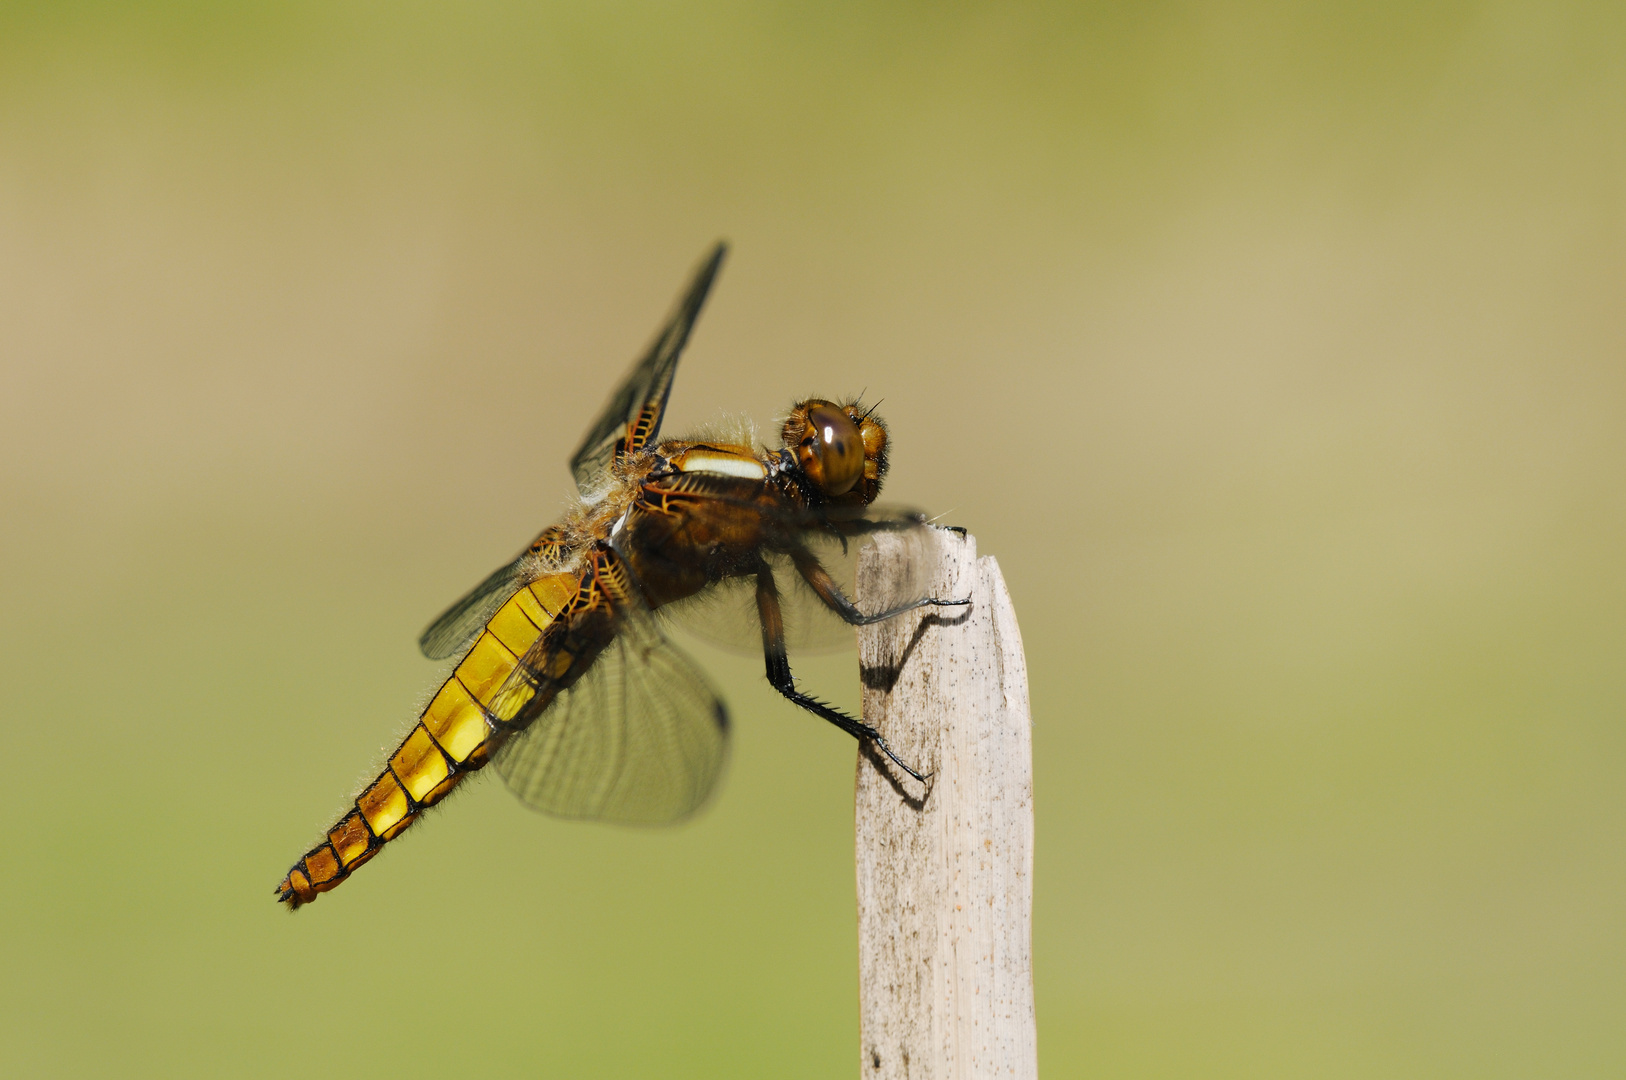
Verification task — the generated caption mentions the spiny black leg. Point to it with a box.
[755,560,929,782]
[789,546,970,626]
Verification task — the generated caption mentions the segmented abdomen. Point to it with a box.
[276,571,579,908]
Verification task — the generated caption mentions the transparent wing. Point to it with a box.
[658,554,852,655]
[492,603,730,825]
[417,555,529,660]
[661,507,945,657]
[420,527,576,660]
[569,243,728,493]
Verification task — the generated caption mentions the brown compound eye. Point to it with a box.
[795,405,864,495]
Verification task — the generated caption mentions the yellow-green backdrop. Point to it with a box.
[3,3,1622,1076]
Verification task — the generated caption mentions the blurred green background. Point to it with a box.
[3,2,1623,1076]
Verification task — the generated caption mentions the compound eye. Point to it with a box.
[799,405,864,495]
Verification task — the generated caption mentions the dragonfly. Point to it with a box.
[276,242,965,908]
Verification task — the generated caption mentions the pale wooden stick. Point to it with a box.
[855,528,1037,1080]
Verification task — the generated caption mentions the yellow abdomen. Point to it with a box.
[276,571,579,908]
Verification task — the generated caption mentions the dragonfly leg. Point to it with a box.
[755,561,929,782]
[789,547,969,626]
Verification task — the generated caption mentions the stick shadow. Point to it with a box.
[859,739,933,809]
[859,603,973,693]
[856,600,972,808]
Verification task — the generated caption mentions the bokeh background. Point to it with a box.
[3,2,1623,1076]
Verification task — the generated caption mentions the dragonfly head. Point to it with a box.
[781,398,888,504]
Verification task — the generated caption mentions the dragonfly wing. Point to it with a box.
[492,603,730,825]
[569,243,728,493]
[658,555,857,656]
[417,556,529,660]
[659,504,944,656]
[656,573,765,655]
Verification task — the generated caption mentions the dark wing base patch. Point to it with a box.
[569,243,728,492]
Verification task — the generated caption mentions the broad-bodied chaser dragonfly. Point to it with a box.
[277,243,964,908]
